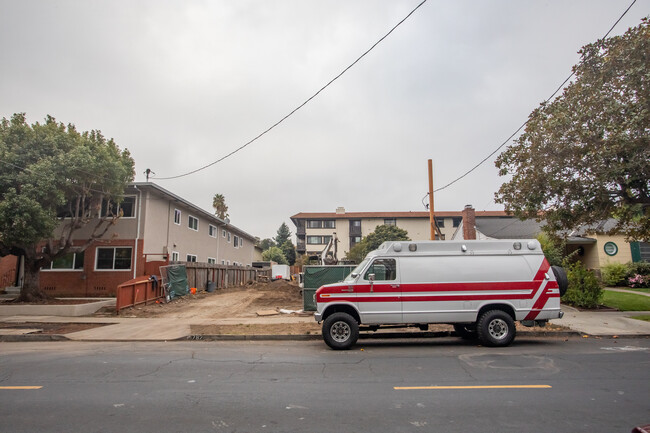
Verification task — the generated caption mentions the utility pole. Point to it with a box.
[144,168,154,182]
[428,159,442,240]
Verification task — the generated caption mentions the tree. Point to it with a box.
[0,113,135,301]
[212,193,228,220]
[262,246,287,265]
[280,240,296,266]
[495,19,649,240]
[345,224,411,263]
[273,222,291,247]
[257,238,275,251]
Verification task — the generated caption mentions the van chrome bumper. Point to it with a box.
[314,313,322,322]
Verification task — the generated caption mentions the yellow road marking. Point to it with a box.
[394,385,551,390]
[0,386,43,390]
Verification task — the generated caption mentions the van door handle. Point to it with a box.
[391,284,400,289]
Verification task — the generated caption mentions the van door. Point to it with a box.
[356,258,401,324]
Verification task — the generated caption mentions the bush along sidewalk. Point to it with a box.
[601,261,650,289]
[562,261,603,309]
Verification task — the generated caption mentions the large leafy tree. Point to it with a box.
[345,224,411,263]
[495,19,649,240]
[261,246,288,265]
[0,113,135,301]
[280,240,296,266]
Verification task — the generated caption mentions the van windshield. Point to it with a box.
[344,259,369,282]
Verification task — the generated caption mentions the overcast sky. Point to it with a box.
[1,0,648,240]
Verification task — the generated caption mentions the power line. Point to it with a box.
[432,0,637,193]
[154,0,428,181]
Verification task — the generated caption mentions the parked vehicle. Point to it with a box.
[314,240,567,349]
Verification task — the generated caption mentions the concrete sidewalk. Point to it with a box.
[1,306,649,342]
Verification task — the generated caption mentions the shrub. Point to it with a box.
[562,261,603,309]
[601,262,629,286]
[628,274,649,288]
[626,262,650,279]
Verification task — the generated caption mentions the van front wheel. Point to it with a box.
[323,312,359,350]
[477,310,516,347]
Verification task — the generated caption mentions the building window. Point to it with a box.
[435,218,445,228]
[323,220,335,228]
[188,215,199,231]
[307,235,332,245]
[234,235,239,248]
[384,218,396,226]
[46,252,85,270]
[227,260,231,266]
[240,238,244,248]
[222,229,227,238]
[171,251,179,262]
[351,220,361,227]
[186,254,197,262]
[350,236,362,248]
[221,260,226,265]
[209,224,217,237]
[452,217,462,228]
[96,247,132,270]
[174,209,181,225]
[307,220,322,229]
[207,257,216,264]
[103,196,136,218]
[227,232,231,243]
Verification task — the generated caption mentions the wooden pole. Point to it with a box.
[428,159,435,240]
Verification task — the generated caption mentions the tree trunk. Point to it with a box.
[17,259,48,302]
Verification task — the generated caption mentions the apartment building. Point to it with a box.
[33,182,258,296]
[290,206,510,258]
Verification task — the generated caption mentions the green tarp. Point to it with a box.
[167,265,190,299]
[303,266,355,311]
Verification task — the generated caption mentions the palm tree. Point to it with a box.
[212,193,229,220]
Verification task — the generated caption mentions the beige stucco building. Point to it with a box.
[291,206,508,259]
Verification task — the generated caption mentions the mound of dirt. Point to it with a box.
[119,279,305,319]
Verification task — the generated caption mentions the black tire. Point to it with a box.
[453,324,478,340]
[551,265,569,297]
[477,310,516,347]
[322,312,359,350]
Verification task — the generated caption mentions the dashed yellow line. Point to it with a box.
[0,386,43,390]
[394,385,551,390]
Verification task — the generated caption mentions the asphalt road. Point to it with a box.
[1,336,649,433]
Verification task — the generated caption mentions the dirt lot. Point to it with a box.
[118,279,306,319]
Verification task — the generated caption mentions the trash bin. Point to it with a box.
[206,281,216,292]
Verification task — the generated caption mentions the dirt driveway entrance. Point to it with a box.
[119,279,306,320]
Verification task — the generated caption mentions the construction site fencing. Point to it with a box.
[181,262,270,290]
[116,276,164,313]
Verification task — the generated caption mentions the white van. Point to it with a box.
[314,240,567,349]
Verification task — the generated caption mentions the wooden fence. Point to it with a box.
[180,262,271,290]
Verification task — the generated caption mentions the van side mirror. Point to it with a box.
[368,273,375,282]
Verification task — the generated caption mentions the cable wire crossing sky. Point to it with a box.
[1,0,647,238]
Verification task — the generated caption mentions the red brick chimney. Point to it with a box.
[461,204,476,240]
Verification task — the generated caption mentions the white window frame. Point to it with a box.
[222,229,227,238]
[209,224,217,238]
[188,215,199,231]
[234,235,239,248]
[103,195,137,219]
[207,257,216,264]
[95,246,133,271]
[186,254,197,262]
[227,232,231,243]
[174,209,181,225]
[221,260,226,265]
[171,251,179,262]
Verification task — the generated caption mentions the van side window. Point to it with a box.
[364,259,397,281]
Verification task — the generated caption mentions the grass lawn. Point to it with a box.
[630,315,650,322]
[626,288,650,294]
[602,290,650,311]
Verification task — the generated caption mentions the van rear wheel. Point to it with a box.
[323,312,359,350]
[477,310,516,347]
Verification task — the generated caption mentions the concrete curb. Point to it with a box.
[5,330,648,343]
